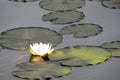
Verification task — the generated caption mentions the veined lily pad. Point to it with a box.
[102,0,120,9]
[39,0,85,11]
[49,46,111,67]
[59,23,103,38]
[0,27,62,50]
[42,11,84,24]
[12,62,72,80]
[100,41,120,49]
[8,0,39,2]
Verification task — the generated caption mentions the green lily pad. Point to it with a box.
[102,0,120,9]
[49,46,111,67]
[8,0,39,2]
[0,27,62,50]
[42,11,84,24]
[101,41,120,57]
[59,23,103,38]
[12,62,72,80]
[39,0,85,11]
[111,49,120,57]
[100,41,120,49]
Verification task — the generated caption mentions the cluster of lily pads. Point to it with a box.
[9,0,85,24]
[9,0,120,9]
[40,0,85,24]
[0,0,119,80]
[0,27,120,80]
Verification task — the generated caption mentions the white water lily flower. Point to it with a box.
[29,43,54,56]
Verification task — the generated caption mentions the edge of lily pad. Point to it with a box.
[59,23,103,38]
[50,45,112,67]
[42,11,85,25]
[39,0,86,11]
[0,27,63,50]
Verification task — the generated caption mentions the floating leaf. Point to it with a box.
[49,46,111,67]
[39,0,85,11]
[101,41,120,57]
[8,0,39,2]
[42,11,84,24]
[100,41,120,49]
[111,49,120,57]
[0,27,62,50]
[12,62,72,80]
[102,0,120,9]
[59,23,103,38]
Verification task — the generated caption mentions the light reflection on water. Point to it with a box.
[0,49,30,80]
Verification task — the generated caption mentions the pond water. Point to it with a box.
[0,0,120,80]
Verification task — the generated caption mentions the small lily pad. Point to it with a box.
[49,46,111,67]
[0,27,62,50]
[42,11,84,24]
[59,23,103,38]
[8,0,39,2]
[102,0,120,9]
[39,0,85,11]
[12,62,72,80]
[100,41,120,49]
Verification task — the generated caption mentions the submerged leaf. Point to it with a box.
[8,0,39,2]
[100,41,120,49]
[39,0,85,11]
[12,62,72,80]
[42,11,84,24]
[59,23,103,38]
[102,0,120,9]
[49,46,111,67]
[0,27,62,50]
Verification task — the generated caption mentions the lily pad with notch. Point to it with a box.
[49,46,111,67]
[8,0,39,2]
[102,0,120,9]
[59,23,103,38]
[42,11,85,24]
[0,27,62,50]
[39,0,85,11]
[100,41,120,49]
[12,62,72,80]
